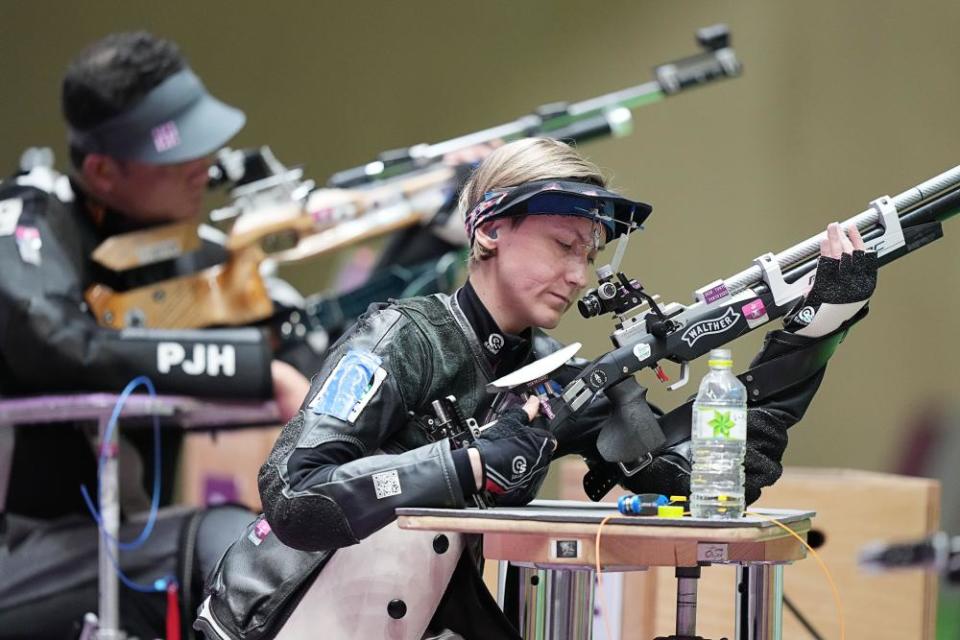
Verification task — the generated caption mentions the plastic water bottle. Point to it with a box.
[690,348,747,519]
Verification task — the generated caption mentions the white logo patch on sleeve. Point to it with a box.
[0,198,23,236]
[373,470,402,499]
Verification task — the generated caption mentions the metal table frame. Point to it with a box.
[398,500,813,640]
[0,393,279,640]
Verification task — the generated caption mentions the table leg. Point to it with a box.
[515,565,595,640]
[0,425,12,513]
[97,413,123,640]
[675,566,701,638]
[735,564,784,640]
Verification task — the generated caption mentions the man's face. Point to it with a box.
[487,215,601,330]
[91,155,212,224]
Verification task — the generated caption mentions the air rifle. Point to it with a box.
[326,23,740,189]
[84,24,743,332]
[540,164,960,466]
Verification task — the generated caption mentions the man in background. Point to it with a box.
[0,31,311,639]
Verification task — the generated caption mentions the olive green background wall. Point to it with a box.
[2,1,958,474]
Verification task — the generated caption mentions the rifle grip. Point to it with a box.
[596,377,666,463]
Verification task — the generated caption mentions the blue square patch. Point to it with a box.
[309,350,385,423]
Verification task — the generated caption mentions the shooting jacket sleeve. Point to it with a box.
[0,185,273,398]
[258,307,467,552]
[620,323,862,504]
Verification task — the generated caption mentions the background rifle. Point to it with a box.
[548,164,960,464]
[84,24,742,335]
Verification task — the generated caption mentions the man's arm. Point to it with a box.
[0,186,273,398]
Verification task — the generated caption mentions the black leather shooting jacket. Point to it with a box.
[200,289,858,640]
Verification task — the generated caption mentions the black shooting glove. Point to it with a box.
[784,250,878,337]
[471,406,557,507]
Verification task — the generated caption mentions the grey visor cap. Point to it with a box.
[68,68,246,164]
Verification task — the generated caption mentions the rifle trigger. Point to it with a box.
[666,362,691,392]
[654,365,670,383]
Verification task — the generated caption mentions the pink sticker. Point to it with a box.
[254,518,272,540]
[742,299,767,320]
[742,299,769,328]
[151,121,181,153]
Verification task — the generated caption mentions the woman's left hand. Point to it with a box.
[784,222,878,336]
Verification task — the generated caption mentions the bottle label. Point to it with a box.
[694,407,747,440]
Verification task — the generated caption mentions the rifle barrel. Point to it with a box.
[327,26,741,188]
[723,164,960,295]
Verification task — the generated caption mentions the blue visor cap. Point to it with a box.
[469,179,652,244]
[68,69,246,164]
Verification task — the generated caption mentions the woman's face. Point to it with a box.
[487,214,601,331]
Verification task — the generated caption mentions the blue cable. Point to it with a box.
[80,375,175,592]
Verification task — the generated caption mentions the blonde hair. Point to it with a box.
[459,138,606,262]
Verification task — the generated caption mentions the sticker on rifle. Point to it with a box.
[589,369,608,389]
[633,343,652,363]
[741,299,769,329]
[700,281,730,305]
[248,517,272,547]
[309,349,386,423]
[0,198,23,236]
[697,543,728,563]
[551,539,582,560]
[15,225,42,266]
[680,307,741,348]
[373,469,402,499]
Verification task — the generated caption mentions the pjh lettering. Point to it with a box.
[157,343,236,377]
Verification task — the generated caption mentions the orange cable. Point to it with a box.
[746,510,846,640]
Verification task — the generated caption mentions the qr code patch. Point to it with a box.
[373,470,402,499]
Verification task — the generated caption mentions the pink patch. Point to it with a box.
[254,518,272,540]
[742,299,767,320]
[14,226,39,241]
[151,121,181,153]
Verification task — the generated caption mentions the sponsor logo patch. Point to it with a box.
[511,456,528,479]
[681,307,741,347]
[485,333,504,354]
[151,121,181,153]
[795,306,816,326]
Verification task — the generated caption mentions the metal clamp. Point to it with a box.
[752,252,808,308]
[619,452,654,477]
[866,195,906,257]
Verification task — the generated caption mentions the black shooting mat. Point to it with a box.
[397,499,815,529]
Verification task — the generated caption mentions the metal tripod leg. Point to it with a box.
[96,412,124,640]
[675,566,701,638]
[735,564,784,640]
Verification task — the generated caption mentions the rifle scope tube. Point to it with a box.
[722,164,960,295]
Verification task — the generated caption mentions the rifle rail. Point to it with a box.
[724,165,960,295]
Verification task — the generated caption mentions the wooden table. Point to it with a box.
[398,500,814,640]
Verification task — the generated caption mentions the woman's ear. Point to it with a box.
[475,221,503,253]
[81,153,120,195]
